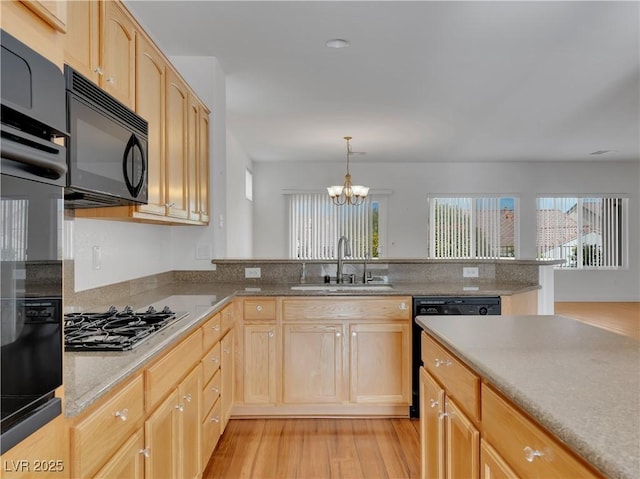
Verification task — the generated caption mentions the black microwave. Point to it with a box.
[64,65,148,208]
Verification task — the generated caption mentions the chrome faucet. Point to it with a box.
[336,236,351,283]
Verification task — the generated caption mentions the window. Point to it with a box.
[245,169,253,201]
[536,196,627,269]
[288,193,380,259]
[427,196,518,259]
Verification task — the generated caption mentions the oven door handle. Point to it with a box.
[1,124,67,179]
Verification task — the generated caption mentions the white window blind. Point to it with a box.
[288,193,373,260]
[536,196,627,269]
[427,196,517,259]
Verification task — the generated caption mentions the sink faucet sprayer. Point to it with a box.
[337,236,351,283]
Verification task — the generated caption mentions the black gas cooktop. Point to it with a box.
[64,305,184,351]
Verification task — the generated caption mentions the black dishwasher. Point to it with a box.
[410,296,501,418]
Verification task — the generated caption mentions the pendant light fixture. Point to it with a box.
[327,136,370,206]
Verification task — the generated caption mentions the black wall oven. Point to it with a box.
[1,30,67,453]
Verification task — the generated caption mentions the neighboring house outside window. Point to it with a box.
[536,196,628,269]
[427,196,518,259]
[288,193,381,260]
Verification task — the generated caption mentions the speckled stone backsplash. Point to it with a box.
[65,259,543,311]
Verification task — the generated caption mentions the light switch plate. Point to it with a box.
[463,267,479,278]
[245,267,261,278]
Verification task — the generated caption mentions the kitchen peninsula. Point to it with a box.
[416,314,639,479]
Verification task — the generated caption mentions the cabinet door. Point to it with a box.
[64,0,99,82]
[420,367,445,479]
[178,364,202,479]
[94,429,145,479]
[480,440,519,479]
[197,105,210,223]
[101,0,136,108]
[349,322,411,404]
[165,68,189,220]
[221,330,235,428]
[445,397,480,479]
[144,390,179,479]
[283,323,343,404]
[243,324,277,404]
[187,96,200,221]
[135,32,166,216]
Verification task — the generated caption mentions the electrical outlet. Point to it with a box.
[245,267,261,278]
[463,267,479,278]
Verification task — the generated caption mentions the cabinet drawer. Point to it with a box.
[202,342,221,384]
[72,375,144,478]
[201,398,222,467]
[202,369,221,417]
[221,302,236,333]
[244,298,276,320]
[482,384,602,479]
[282,296,412,321]
[145,329,203,411]
[421,332,480,422]
[203,312,222,351]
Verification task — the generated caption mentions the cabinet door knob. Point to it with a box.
[183,394,192,403]
[335,332,341,337]
[165,202,175,208]
[256,305,263,312]
[211,356,219,363]
[438,411,454,420]
[139,448,150,458]
[105,76,115,84]
[430,399,439,408]
[399,302,408,310]
[523,446,544,462]
[211,416,220,423]
[435,358,452,367]
[268,331,274,338]
[93,66,104,75]
[114,408,128,421]
[212,387,220,393]
[175,404,184,412]
[213,325,220,331]
[352,332,357,337]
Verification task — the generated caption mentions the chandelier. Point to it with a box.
[327,136,370,206]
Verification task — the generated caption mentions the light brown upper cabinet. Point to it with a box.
[165,67,190,221]
[68,0,211,226]
[65,0,136,108]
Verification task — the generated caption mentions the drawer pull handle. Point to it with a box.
[211,416,220,423]
[523,446,544,462]
[183,394,192,403]
[114,408,129,421]
[176,404,184,412]
[256,305,263,312]
[434,358,452,367]
[399,302,408,310]
[430,399,439,408]
[139,448,150,458]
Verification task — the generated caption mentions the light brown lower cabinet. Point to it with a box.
[95,429,145,479]
[419,366,479,479]
[144,389,179,478]
[420,331,605,479]
[220,330,235,428]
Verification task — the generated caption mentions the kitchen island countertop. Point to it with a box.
[415,314,640,479]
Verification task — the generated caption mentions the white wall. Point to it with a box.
[253,160,640,301]
[226,131,254,257]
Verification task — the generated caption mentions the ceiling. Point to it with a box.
[125,1,639,164]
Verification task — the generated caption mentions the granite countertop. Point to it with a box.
[63,280,537,417]
[415,315,640,479]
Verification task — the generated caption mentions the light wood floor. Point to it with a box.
[203,418,421,479]
[555,302,640,341]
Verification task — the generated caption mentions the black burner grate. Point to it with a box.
[64,305,179,351]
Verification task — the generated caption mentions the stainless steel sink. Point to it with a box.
[290,284,393,292]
